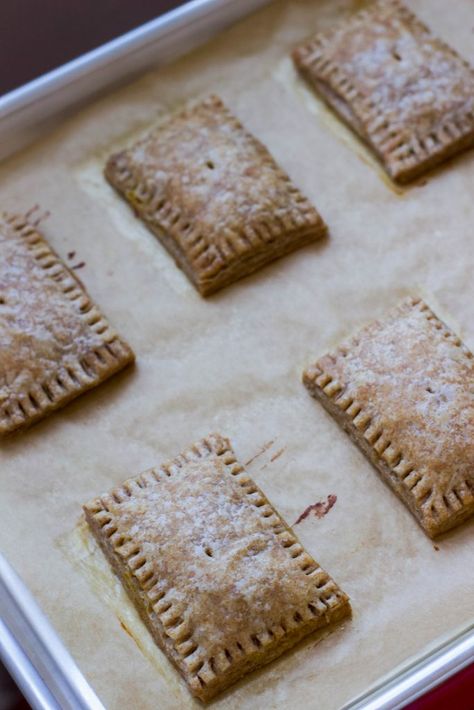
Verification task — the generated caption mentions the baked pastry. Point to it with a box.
[303,297,474,537]
[105,95,327,295]
[0,212,134,436]
[84,433,350,701]
[292,0,474,183]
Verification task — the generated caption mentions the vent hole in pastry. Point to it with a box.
[250,635,262,648]
[79,359,93,377]
[94,349,106,364]
[141,570,154,585]
[225,649,232,662]
[105,343,118,360]
[160,601,173,614]
[293,611,303,623]
[193,660,205,675]
[166,615,183,630]
[41,383,54,402]
[236,642,244,653]
[419,489,433,506]
[205,160,215,170]
[392,453,403,468]
[183,643,198,658]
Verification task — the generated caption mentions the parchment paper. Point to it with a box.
[1,1,473,708]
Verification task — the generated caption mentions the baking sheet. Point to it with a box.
[0,0,473,708]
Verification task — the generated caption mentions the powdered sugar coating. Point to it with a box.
[327,4,474,133]
[84,434,350,700]
[0,214,134,435]
[106,459,315,645]
[105,96,326,295]
[304,298,474,536]
[293,0,474,181]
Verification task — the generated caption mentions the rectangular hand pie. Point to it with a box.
[0,213,134,436]
[84,433,350,701]
[303,297,474,537]
[293,0,474,183]
[105,95,327,296]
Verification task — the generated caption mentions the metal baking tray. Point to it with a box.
[0,1,472,708]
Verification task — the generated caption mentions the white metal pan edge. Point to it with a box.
[0,0,472,706]
[345,622,474,710]
[0,0,272,161]
[0,552,105,710]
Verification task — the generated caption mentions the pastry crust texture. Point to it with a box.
[84,433,350,701]
[105,95,327,295]
[303,297,474,538]
[0,213,135,436]
[293,0,474,183]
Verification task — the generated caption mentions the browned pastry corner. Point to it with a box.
[303,297,474,537]
[105,95,327,295]
[84,433,350,701]
[293,0,474,183]
[0,212,135,436]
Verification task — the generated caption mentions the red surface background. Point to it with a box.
[0,0,182,96]
[407,663,474,710]
[0,1,472,709]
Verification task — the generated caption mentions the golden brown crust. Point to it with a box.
[105,95,327,295]
[293,0,474,183]
[0,213,135,436]
[84,433,350,701]
[303,297,474,538]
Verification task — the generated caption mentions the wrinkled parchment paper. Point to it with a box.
[1,1,473,707]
